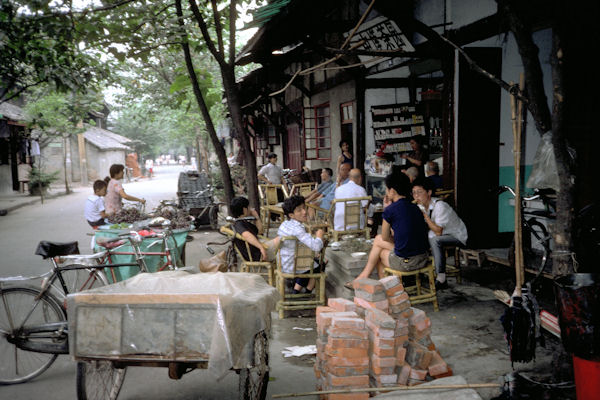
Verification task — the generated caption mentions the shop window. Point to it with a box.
[304,104,331,160]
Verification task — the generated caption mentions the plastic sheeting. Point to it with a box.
[67,271,279,378]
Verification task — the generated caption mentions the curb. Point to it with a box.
[0,190,70,214]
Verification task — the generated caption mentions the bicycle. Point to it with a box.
[0,232,149,385]
[206,216,259,272]
[498,185,556,279]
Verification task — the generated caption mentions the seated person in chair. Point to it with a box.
[318,162,351,211]
[305,168,334,203]
[353,172,429,282]
[333,168,369,231]
[231,197,280,262]
[278,195,325,294]
[411,178,467,290]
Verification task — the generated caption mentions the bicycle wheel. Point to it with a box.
[238,331,269,400]
[509,220,549,272]
[209,205,220,231]
[0,287,65,384]
[59,266,110,295]
[76,360,127,400]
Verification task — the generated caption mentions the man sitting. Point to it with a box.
[319,162,351,211]
[230,197,280,262]
[305,168,334,203]
[333,168,369,231]
[352,172,429,283]
[411,178,467,290]
[425,161,443,190]
[278,195,325,294]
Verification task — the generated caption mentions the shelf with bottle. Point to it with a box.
[374,126,425,142]
[371,104,416,116]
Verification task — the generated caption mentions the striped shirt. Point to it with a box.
[277,219,323,273]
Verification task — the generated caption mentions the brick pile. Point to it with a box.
[314,277,452,398]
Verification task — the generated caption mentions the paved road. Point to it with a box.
[0,165,319,400]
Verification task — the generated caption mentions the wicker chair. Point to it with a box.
[287,182,318,198]
[330,196,371,241]
[275,236,327,319]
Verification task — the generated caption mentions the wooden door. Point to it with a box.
[286,123,303,172]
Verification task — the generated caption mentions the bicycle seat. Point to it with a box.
[35,241,80,259]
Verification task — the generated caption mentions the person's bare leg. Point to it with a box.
[355,235,393,280]
[375,249,391,279]
[306,277,316,291]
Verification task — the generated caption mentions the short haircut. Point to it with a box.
[412,177,434,192]
[282,195,305,218]
[385,171,411,197]
[323,168,333,177]
[230,196,249,218]
[109,164,125,178]
[426,161,440,174]
[267,153,278,160]
[93,180,107,192]
[339,140,349,148]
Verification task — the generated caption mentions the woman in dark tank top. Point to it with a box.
[336,140,354,171]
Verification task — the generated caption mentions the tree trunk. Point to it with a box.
[62,134,71,194]
[175,0,234,211]
[221,67,260,210]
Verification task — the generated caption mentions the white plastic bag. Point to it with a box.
[526,134,559,191]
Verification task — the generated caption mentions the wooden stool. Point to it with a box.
[444,246,462,284]
[459,249,486,267]
[384,258,439,312]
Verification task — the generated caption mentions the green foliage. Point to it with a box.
[0,0,109,103]
[28,167,59,187]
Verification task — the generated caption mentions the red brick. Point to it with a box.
[417,335,436,351]
[370,373,398,385]
[327,373,369,388]
[409,368,428,381]
[352,278,384,294]
[379,275,403,290]
[396,346,406,365]
[328,326,369,340]
[432,365,454,378]
[317,311,358,329]
[328,356,369,367]
[396,364,411,385]
[395,318,409,335]
[331,317,365,330]
[399,308,414,318]
[317,338,327,354]
[405,340,433,369]
[314,363,322,379]
[365,308,396,329]
[388,291,410,306]
[327,337,369,349]
[326,364,370,376]
[325,345,368,358]
[370,354,396,369]
[386,284,406,298]
[355,289,387,302]
[428,352,449,377]
[390,300,411,314]
[328,298,358,312]
[316,306,336,317]
[394,335,409,348]
[328,394,369,400]
[408,308,426,325]
[370,365,395,375]
[353,296,389,312]
[365,319,395,337]
[369,332,395,348]
[408,378,425,386]
[370,343,395,357]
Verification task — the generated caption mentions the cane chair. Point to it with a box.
[384,256,439,312]
[304,202,333,237]
[275,236,327,319]
[258,184,285,232]
[287,182,318,198]
[220,225,275,286]
[330,196,372,242]
[443,245,463,284]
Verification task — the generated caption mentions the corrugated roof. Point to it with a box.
[0,102,25,121]
[84,125,132,151]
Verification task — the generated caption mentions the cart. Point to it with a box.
[177,171,222,230]
[68,271,277,400]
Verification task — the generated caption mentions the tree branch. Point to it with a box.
[228,0,237,66]
[210,0,225,57]
[187,0,226,67]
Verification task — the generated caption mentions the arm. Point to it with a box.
[119,189,145,204]
[295,228,324,252]
[422,211,443,236]
[241,231,268,261]
[258,173,269,183]
[401,154,423,166]
[381,219,394,243]
[336,155,342,173]
[249,207,263,234]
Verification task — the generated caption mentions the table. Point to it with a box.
[94,228,189,282]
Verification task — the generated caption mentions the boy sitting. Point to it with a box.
[84,180,108,228]
[230,196,279,262]
[277,195,325,294]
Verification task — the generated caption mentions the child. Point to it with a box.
[277,195,325,294]
[85,180,108,228]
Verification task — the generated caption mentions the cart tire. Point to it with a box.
[238,331,269,400]
[209,206,220,231]
[77,360,126,400]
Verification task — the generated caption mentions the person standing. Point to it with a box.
[411,178,467,290]
[104,164,146,217]
[336,140,354,172]
[401,137,428,176]
[258,153,285,202]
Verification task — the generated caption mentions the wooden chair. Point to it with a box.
[444,245,462,284]
[305,202,333,237]
[287,182,317,198]
[258,184,285,229]
[330,196,372,242]
[220,225,275,286]
[275,236,327,319]
[384,257,439,312]
[434,189,454,208]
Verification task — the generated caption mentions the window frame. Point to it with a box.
[303,103,331,161]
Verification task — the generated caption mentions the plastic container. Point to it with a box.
[572,355,600,400]
[554,273,600,359]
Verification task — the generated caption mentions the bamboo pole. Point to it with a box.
[271,383,501,398]
[510,74,525,294]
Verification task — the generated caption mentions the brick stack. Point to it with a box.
[314,276,453,397]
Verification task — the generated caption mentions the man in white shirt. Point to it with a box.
[333,168,369,231]
[258,153,284,185]
[412,178,467,290]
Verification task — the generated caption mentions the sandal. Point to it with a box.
[343,281,355,290]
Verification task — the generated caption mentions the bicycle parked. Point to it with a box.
[205,216,259,272]
[0,232,150,385]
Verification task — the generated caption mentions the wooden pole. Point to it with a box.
[271,383,501,398]
[511,74,525,294]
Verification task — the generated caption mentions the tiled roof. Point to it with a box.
[84,125,132,151]
[0,102,25,121]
